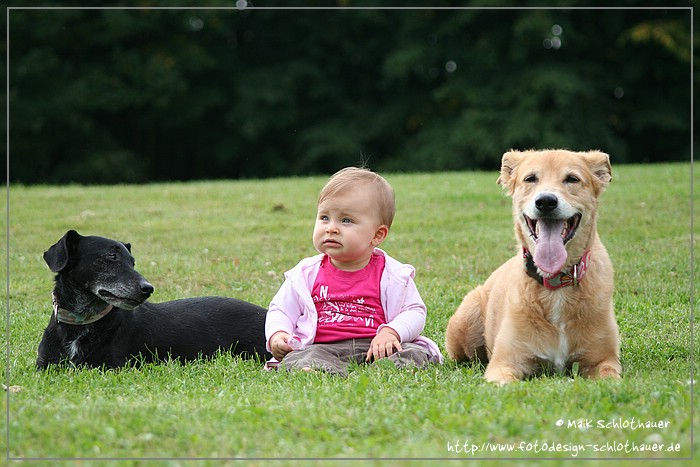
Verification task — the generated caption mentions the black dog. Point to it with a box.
[37,230,272,369]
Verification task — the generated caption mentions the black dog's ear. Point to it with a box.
[43,230,83,272]
[122,242,132,252]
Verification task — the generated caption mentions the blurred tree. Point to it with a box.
[6,3,692,184]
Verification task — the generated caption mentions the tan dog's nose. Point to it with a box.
[535,192,558,214]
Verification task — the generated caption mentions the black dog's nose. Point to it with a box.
[535,192,559,213]
[140,280,155,295]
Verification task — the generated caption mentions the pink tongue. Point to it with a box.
[534,220,567,274]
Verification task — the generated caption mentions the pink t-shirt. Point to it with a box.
[312,253,387,343]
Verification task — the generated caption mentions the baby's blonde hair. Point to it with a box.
[319,167,396,228]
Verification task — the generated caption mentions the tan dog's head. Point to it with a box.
[497,149,612,277]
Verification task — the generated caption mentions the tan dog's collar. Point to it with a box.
[523,249,591,289]
[52,292,114,325]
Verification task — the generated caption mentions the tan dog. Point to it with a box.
[445,149,622,384]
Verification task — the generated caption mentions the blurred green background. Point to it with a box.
[6,1,693,184]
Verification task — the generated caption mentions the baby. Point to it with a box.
[265,167,443,376]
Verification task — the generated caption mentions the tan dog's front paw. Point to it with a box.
[484,365,519,385]
[578,359,622,379]
[593,363,622,379]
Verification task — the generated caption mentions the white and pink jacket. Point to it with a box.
[265,248,444,363]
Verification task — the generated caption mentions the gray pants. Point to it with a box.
[280,338,431,377]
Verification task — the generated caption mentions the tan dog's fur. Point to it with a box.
[445,149,622,384]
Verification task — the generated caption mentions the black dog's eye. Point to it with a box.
[565,175,580,184]
[524,174,538,183]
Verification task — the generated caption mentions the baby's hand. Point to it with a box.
[270,331,293,361]
[366,328,402,361]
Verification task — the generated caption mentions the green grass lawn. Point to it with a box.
[3,163,696,464]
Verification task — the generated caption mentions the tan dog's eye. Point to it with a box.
[524,174,538,183]
[565,175,580,184]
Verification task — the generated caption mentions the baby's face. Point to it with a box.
[313,187,386,271]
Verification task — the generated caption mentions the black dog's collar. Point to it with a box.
[52,292,113,325]
[522,249,591,289]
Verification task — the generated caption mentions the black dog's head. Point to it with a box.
[44,230,154,311]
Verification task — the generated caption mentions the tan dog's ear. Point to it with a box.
[586,151,612,192]
[497,150,524,194]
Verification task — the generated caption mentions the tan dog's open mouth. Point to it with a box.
[524,213,581,274]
